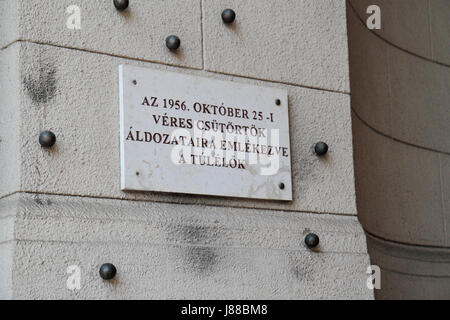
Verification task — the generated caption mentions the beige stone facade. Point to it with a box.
[2,0,447,300]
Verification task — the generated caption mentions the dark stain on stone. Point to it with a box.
[33,195,52,206]
[184,246,219,276]
[288,252,314,281]
[34,196,43,206]
[23,63,57,105]
[178,225,219,244]
[166,224,222,276]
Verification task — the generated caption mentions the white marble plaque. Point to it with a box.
[119,65,292,200]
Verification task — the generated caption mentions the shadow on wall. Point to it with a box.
[346,0,450,299]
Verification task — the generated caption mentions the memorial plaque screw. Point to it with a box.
[279,183,285,190]
[114,0,129,11]
[99,263,117,280]
[221,9,236,24]
[314,142,328,156]
[166,35,181,51]
[305,233,320,249]
[39,131,56,148]
[275,99,281,106]
[132,80,137,85]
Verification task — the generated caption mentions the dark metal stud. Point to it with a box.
[166,35,181,51]
[275,99,281,106]
[39,131,56,148]
[99,263,117,280]
[279,183,285,190]
[314,142,328,156]
[305,233,319,249]
[221,9,236,24]
[113,0,129,11]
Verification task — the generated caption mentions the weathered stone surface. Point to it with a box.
[203,0,350,93]
[0,0,19,49]
[0,43,21,198]
[0,195,16,300]
[4,193,372,299]
[8,41,356,215]
[0,1,371,300]
[0,243,13,299]
[3,0,203,69]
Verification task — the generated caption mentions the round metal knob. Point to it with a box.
[99,263,117,280]
[279,183,285,190]
[314,142,328,156]
[166,35,181,51]
[221,9,236,24]
[39,131,56,148]
[113,0,129,11]
[305,233,320,249]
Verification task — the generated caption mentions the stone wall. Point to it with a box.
[0,0,372,299]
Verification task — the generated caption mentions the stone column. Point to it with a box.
[348,0,450,299]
